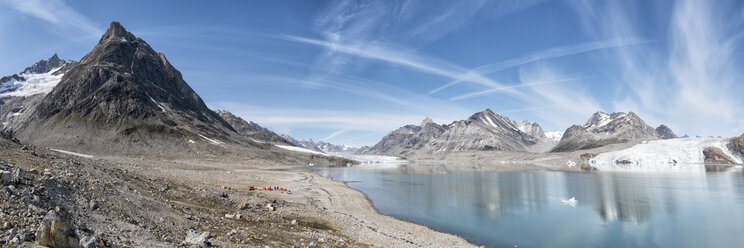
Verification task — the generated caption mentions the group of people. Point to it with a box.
[249,186,292,194]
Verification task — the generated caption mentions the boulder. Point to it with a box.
[184,230,211,247]
[11,167,24,183]
[36,207,79,248]
[1,170,10,184]
[79,236,96,248]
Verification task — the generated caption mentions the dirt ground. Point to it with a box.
[0,136,474,247]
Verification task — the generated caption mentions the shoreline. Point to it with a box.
[329,170,481,247]
[145,157,479,247]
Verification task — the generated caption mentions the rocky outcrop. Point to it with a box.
[655,125,677,139]
[363,109,549,156]
[36,207,79,248]
[215,110,293,145]
[703,147,736,171]
[727,134,744,161]
[552,111,659,152]
[703,147,735,164]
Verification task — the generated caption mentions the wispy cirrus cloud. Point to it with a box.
[428,38,646,95]
[1,0,101,37]
[450,76,586,101]
[282,35,513,94]
[569,0,744,136]
[322,129,348,142]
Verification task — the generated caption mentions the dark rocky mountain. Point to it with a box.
[363,109,551,156]
[551,111,660,152]
[9,22,243,156]
[215,110,293,145]
[655,125,677,139]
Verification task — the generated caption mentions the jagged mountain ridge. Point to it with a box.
[551,111,664,152]
[281,135,359,154]
[363,109,552,156]
[10,22,244,156]
[1,54,78,131]
[215,110,293,145]
[1,54,78,96]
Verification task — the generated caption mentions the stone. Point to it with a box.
[184,230,211,247]
[79,236,96,248]
[0,170,10,185]
[36,208,79,248]
[291,219,297,225]
[89,200,98,210]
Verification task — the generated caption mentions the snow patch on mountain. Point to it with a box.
[275,145,327,155]
[0,67,65,98]
[198,134,223,145]
[51,148,94,158]
[590,137,741,172]
[544,131,564,142]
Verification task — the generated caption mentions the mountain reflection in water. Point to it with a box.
[313,163,744,247]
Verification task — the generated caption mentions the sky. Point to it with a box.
[1,0,744,147]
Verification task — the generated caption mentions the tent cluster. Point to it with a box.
[249,186,292,194]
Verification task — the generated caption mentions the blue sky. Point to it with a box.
[1,0,744,147]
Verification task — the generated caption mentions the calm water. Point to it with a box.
[313,164,744,247]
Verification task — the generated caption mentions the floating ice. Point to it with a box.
[561,197,577,207]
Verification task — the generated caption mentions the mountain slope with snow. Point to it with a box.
[552,111,664,152]
[0,54,78,131]
[363,109,555,156]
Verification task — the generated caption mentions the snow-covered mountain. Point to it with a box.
[280,135,358,154]
[551,111,664,152]
[0,54,78,130]
[362,109,555,156]
[0,54,77,98]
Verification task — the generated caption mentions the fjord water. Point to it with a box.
[313,164,744,247]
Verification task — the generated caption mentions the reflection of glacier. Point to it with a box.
[317,164,744,247]
[318,164,744,225]
[591,138,741,172]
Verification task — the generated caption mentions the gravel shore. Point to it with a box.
[0,136,475,247]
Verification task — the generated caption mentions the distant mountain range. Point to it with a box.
[362,109,677,156]
[280,135,358,154]
[361,109,560,156]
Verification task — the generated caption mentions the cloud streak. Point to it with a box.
[450,76,587,101]
[1,0,101,37]
[570,0,744,136]
[429,38,645,95]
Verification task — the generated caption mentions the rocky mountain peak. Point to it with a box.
[13,21,238,155]
[421,117,434,126]
[100,21,137,43]
[655,125,677,139]
[22,53,74,75]
[552,111,659,152]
